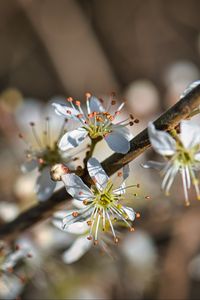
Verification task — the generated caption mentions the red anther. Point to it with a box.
[129,227,135,232]
[130,114,134,120]
[66,110,72,114]
[93,111,97,116]
[97,117,103,122]
[115,111,120,116]
[38,158,44,164]
[84,120,89,124]
[87,220,92,226]
[67,97,73,102]
[29,122,35,126]
[75,100,81,106]
[18,133,23,139]
[7,267,14,273]
[15,244,20,251]
[79,191,83,195]
[108,115,114,121]
[117,171,123,177]
[145,195,150,200]
[129,121,134,126]
[94,240,98,246]
[103,132,110,138]
[111,100,116,105]
[88,113,94,118]
[134,119,140,124]
[62,165,69,173]
[136,213,141,218]
[114,237,119,244]
[85,92,91,98]
[77,114,83,118]
[87,236,93,240]
[72,211,79,217]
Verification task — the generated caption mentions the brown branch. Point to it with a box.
[1,84,200,241]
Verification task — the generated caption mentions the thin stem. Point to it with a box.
[1,82,200,241]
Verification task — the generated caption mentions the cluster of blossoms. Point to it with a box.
[17,83,200,264]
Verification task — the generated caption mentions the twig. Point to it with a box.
[1,83,200,241]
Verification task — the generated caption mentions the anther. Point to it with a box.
[72,211,79,217]
[66,110,71,114]
[75,100,81,106]
[79,191,83,195]
[129,227,135,232]
[111,100,116,105]
[134,119,140,124]
[117,171,123,177]
[94,240,98,246]
[136,213,141,218]
[87,235,93,240]
[85,92,91,99]
[87,220,92,226]
[145,195,150,200]
[114,237,119,244]
[129,121,134,126]
[18,133,23,139]
[83,200,88,205]
[130,114,134,120]
[67,97,73,102]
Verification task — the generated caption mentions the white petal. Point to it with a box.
[62,173,93,200]
[142,160,166,171]
[195,153,200,161]
[123,207,136,221]
[112,125,133,141]
[148,122,176,156]
[105,131,130,154]
[89,96,105,113]
[123,164,130,180]
[62,236,91,264]
[21,159,38,173]
[87,158,109,190]
[35,167,56,201]
[65,221,90,235]
[72,199,86,209]
[180,120,200,149]
[52,103,79,120]
[58,127,88,151]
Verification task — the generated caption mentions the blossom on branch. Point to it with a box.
[52,93,137,154]
[143,121,200,205]
[55,157,139,245]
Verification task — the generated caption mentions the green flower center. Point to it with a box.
[92,181,119,209]
[38,144,62,171]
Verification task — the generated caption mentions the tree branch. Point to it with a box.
[1,83,200,241]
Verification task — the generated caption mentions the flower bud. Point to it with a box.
[50,164,69,181]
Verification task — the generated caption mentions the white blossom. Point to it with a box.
[143,121,200,205]
[56,158,139,245]
[52,93,135,154]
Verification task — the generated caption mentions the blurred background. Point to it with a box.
[1,0,200,299]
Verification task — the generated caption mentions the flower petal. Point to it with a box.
[62,236,91,264]
[180,120,200,149]
[89,96,105,113]
[195,153,200,161]
[21,159,38,173]
[35,167,56,201]
[62,173,93,200]
[64,221,90,235]
[105,131,130,154]
[142,160,166,171]
[52,103,79,120]
[58,127,88,151]
[87,158,109,190]
[113,181,126,195]
[112,125,133,141]
[148,122,176,156]
[123,206,136,221]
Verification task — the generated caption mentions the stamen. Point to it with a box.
[72,211,79,217]
[29,122,43,148]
